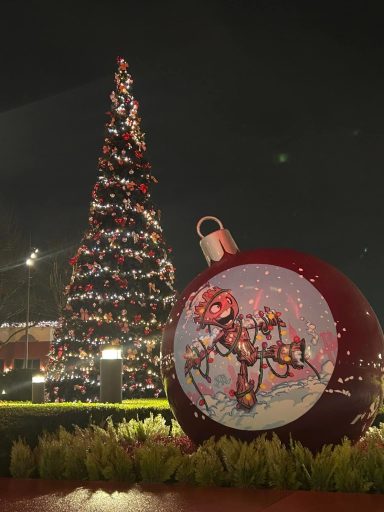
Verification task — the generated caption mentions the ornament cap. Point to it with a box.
[196,216,239,266]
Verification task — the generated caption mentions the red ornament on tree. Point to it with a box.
[69,255,78,266]
[162,217,384,451]
[115,217,127,227]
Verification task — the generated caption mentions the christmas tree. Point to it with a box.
[47,57,175,401]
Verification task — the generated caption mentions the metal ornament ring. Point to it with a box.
[196,216,224,239]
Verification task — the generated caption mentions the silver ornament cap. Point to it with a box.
[197,216,239,266]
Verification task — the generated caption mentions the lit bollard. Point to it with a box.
[32,374,45,404]
[100,345,123,403]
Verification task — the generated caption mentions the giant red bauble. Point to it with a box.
[162,234,384,451]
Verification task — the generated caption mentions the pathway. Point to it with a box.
[1,478,384,511]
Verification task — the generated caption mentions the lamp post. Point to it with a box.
[32,373,45,404]
[100,345,123,403]
[25,248,38,369]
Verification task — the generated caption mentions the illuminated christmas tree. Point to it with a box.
[47,57,175,401]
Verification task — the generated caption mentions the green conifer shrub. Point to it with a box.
[36,432,66,479]
[85,423,135,481]
[193,438,228,487]
[9,438,36,478]
[264,434,298,490]
[135,442,182,483]
[333,438,372,493]
[217,436,267,488]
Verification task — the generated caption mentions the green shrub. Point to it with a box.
[360,423,384,449]
[175,454,196,485]
[265,434,298,490]
[36,432,66,479]
[170,419,184,437]
[193,438,228,487]
[85,423,135,482]
[59,426,89,480]
[373,409,384,427]
[135,442,182,483]
[141,413,170,438]
[10,438,35,478]
[333,438,372,493]
[8,414,384,493]
[357,424,384,492]
[310,444,336,491]
[117,417,147,443]
[360,438,384,492]
[218,436,267,488]
[117,413,170,443]
[289,439,314,490]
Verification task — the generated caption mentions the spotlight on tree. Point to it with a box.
[32,374,45,404]
[100,344,123,403]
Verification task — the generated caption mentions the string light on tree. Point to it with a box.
[46,57,176,401]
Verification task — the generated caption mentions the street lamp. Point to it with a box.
[32,373,45,403]
[100,344,123,403]
[25,248,38,369]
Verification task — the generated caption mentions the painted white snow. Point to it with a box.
[200,361,333,431]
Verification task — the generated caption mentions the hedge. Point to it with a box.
[0,399,172,476]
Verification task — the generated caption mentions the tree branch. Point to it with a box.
[0,320,40,348]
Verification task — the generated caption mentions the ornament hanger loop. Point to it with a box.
[196,216,224,239]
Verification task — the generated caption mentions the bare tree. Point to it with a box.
[0,207,27,326]
[49,249,73,317]
[0,204,76,349]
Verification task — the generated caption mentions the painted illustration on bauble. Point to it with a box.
[174,263,338,430]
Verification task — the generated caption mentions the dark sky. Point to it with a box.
[0,0,383,322]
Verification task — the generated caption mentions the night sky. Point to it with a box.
[0,1,383,323]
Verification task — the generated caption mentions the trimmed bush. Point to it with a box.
[0,399,171,476]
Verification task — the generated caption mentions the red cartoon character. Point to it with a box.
[184,285,320,411]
